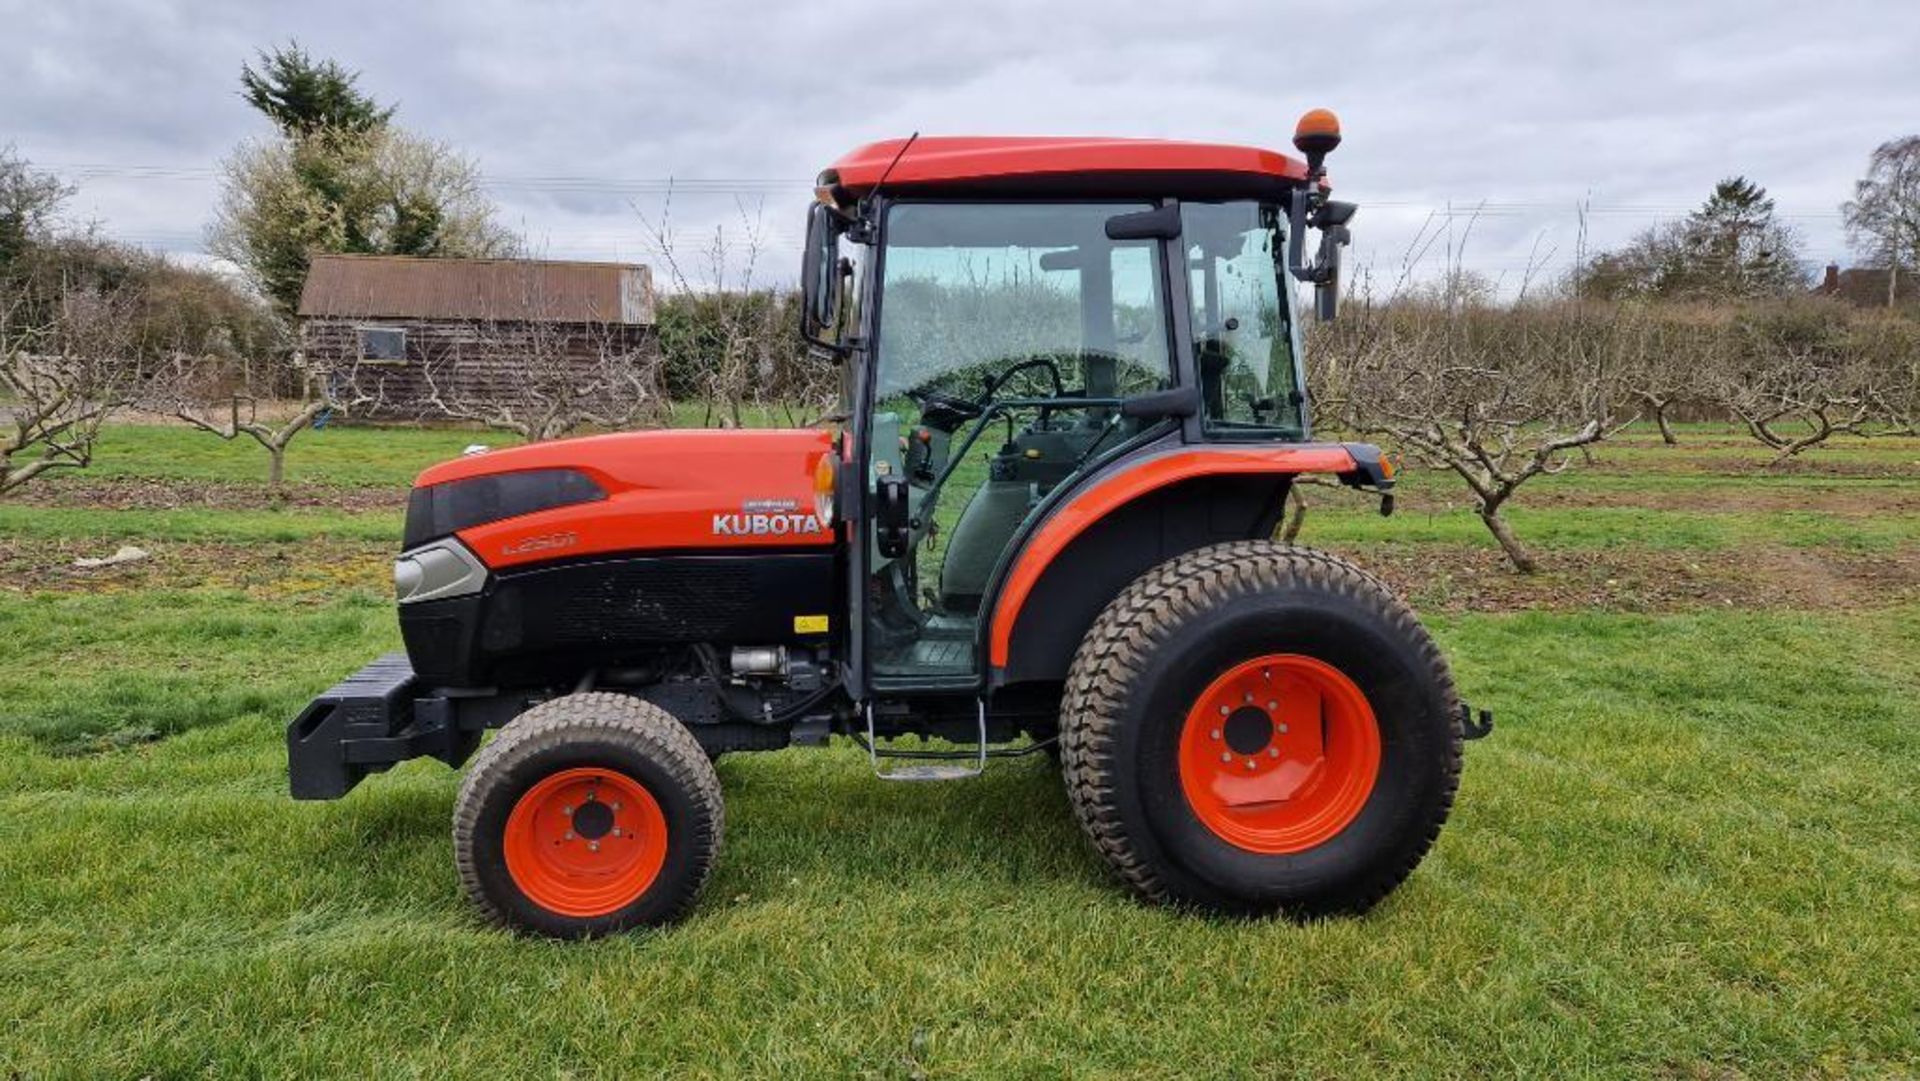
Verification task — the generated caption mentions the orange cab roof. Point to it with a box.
[823,136,1311,199]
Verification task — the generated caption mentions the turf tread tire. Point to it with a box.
[1059,540,1463,917]
[452,692,724,937]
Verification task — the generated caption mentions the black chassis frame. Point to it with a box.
[287,182,1397,799]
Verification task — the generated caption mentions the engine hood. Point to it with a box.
[417,428,837,570]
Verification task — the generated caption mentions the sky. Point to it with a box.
[5,0,1918,296]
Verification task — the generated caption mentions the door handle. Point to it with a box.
[875,475,911,558]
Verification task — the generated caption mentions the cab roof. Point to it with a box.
[823,136,1312,202]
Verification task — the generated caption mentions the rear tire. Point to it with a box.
[453,693,723,938]
[1060,541,1462,917]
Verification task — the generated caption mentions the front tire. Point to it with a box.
[453,693,723,938]
[1060,541,1462,917]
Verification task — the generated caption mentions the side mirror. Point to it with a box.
[1289,194,1356,321]
[1313,220,1349,321]
[800,203,844,349]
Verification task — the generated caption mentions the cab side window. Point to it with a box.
[1181,202,1305,437]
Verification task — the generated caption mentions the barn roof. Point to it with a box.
[297,255,654,325]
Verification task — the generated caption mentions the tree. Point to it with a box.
[1575,178,1806,301]
[240,43,392,137]
[1841,135,1920,308]
[1313,299,1638,573]
[1,262,146,495]
[1714,300,1878,465]
[0,147,73,274]
[149,354,333,495]
[211,46,516,316]
[209,127,517,315]
[1618,304,1722,445]
[638,195,833,426]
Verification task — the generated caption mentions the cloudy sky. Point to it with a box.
[5,0,1918,294]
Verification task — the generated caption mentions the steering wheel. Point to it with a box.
[987,355,1068,399]
[907,386,985,431]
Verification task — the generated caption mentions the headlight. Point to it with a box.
[393,539,488,604]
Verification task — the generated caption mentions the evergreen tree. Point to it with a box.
[213,46,514,315]
[1680,177,1804,298]
[1575,177,1805,300]
[239,43,393,137]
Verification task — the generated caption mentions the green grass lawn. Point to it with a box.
[1,418,1917,1077]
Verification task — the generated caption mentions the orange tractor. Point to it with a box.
[290,111,1486,937]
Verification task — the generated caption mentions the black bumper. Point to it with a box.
[287,653,483,799]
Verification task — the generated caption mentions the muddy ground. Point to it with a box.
[8,530,1914,617]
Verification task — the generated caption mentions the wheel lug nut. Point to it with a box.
[1244,759,1256,770]
[611,828,622,838]
[1218,706,1229,716]
[564,830,575,840]
[1279,724,1289,734]
[1210,729,1221,740]
[1219,752,1232,763]
[1267,701,1277,711]
[1244,693,1253,702]
[1268,748,1280,758]
[588,841,600,852]
[611,802,621,812]
[562,805,572,816]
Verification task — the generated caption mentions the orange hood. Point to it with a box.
[420,429,837,570]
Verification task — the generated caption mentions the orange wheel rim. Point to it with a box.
[503,767,668,917]
[1177,653,1381,854]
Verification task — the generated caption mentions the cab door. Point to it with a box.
[854,199,1179,691]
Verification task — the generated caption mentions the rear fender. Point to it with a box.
[985,444,1382,684]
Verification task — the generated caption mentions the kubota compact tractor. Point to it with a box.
[290,111,1486,938]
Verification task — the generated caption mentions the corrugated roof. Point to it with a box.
[297,254,655,325]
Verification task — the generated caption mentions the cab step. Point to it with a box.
[862,700,987,781]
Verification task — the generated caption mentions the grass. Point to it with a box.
[74,422,507,488]
[0,589,394,750]
[1,416,1916,1077]
[1,607,1914,1076]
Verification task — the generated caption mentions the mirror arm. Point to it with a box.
[798,313,851,358]
[1286,187,1320,284]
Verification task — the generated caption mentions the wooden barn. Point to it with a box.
[296,254,656,417]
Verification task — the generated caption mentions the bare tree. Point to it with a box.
[145,342,359,494]
[1618,305,1721,445]
[1714,301,1875,465]
[1842,135,1920,308]
[1719,357,1869,465]
[1315,298,1637,573]
[419,321,664,441]
[638,190,833,427]
[1,275,144,495]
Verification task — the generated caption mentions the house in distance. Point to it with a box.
[297,254,656,417]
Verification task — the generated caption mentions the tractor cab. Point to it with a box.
[799,124,1356,695]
